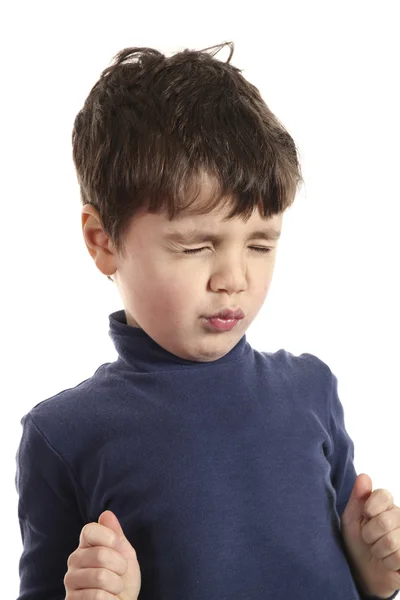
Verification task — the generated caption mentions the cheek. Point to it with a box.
[263,280,272,293]
[155,272,198,312]
[146,274,183,307]
[253,279,271,302]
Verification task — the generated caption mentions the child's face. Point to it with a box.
[83,197,283,363]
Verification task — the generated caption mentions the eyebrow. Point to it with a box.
[164,227,282,244]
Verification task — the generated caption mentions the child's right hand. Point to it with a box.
[64,510,142,600]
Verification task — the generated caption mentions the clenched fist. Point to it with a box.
[64,510,141,599]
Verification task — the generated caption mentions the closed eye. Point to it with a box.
[183,247,273,255]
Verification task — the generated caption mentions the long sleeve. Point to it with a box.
[325,370,358,520]
[15,413,88,600]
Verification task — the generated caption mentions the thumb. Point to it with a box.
[341,473,373,528]
[98,510,133,553]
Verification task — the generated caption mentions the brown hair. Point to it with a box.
[72,42,303,282]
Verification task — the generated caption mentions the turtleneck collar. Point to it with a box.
[108,309,251,372]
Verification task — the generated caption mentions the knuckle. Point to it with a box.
[67,550,76,568]
[385,489,394,503]
[384,532,396,551]
[120,556,129,574]
[63,570,74,591]
[81,522,92,536]
[93,590,110,600]
[95,568,110,587]
[96,546,112,565]
[389,561,400,586]
[378,512,390,529]
[80,522,93,543]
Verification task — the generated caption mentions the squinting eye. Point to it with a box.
[183,247,272,255]
[250,247,272,254]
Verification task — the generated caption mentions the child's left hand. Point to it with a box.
[341,473,400,599]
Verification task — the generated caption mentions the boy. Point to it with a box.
[15,43,400,600]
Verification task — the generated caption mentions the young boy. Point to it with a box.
[15,43,399,600]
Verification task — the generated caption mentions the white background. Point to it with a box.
[2,1,399,597]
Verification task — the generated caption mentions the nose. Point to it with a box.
[209,258,248,294]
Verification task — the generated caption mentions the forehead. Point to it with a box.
[162,207,283,246]
[131,180,284,239]
[165,203,283,229]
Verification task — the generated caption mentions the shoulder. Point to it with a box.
[257,347,333,381]
[20,362,112,449]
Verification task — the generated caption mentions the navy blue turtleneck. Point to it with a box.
[15,310,398,600]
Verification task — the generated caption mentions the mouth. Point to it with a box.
[204,307,245,320]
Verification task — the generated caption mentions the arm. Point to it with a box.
[15,413,88,600]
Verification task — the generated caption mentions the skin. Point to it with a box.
[81,190,283,363]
